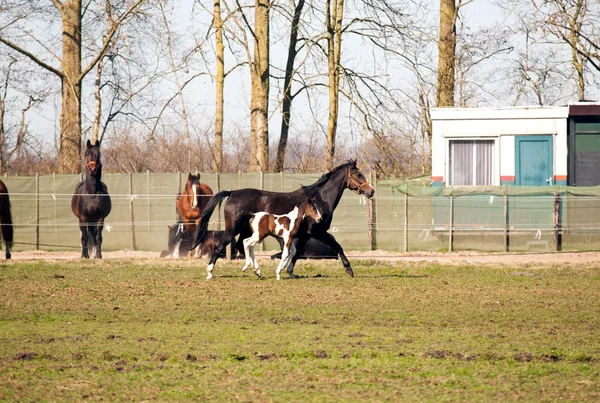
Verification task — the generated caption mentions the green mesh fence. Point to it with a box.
[4,174,600,254]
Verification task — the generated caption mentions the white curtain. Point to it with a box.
[450,140,494,186]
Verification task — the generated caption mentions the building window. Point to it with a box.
[449,139,495,185]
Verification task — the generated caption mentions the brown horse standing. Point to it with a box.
[0,179,13,259]
[175,173,213,256]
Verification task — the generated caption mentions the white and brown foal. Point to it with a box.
[242,198,322,280]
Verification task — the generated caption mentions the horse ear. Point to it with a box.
[86,139,92,148]
[188,173,192,180]
[95,140,100,147]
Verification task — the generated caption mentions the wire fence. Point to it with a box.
[3,172,600,254]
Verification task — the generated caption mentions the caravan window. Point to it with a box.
[449,140,495,186]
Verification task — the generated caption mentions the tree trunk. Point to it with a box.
[275,0,305,173]
[92,55,103,144]
[325,0,343,171]
[250,0,270,172]
[214,0,225,172]
[569,0,585,101]
[58,0,83,174]
[436,0,456,107]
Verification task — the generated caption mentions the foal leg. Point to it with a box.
[246,238,261,278]
[242,237,256,272]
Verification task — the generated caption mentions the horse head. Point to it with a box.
[186,173,202,209]
[300,185,322,223]
[345,160,375,198]
[84,139,102,178]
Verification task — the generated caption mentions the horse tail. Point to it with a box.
[191,190,232,249]
[0,184,13,249]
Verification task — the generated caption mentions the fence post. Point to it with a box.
[53,172,58,235]
[146,170,151,231]
[368,172,377,251]
[404,193,408,253]
[504,194,508,252]
[260,171,264,252]
[35,173,39,250]
[129,172,136,251]
[177,172,182,221]
[216,172,221,231]
[554,193,561,252]
[448,195,454,252]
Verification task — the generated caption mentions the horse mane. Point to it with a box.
[302,159,356,194]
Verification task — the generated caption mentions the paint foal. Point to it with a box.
[240,198,322,280]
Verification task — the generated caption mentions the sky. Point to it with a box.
[2,0,597,158]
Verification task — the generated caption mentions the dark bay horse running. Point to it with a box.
[192,160,375,280]
[176,173,213,257]
[0,179,13,259]
[71,140,112,259]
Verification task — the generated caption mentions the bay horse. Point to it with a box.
[242,187,323,280]
[71,140,112,259]
[0,179,13,259]
[191,160,375,280]
[176,173,213,256]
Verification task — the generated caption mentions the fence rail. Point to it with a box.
[3,172,600,254]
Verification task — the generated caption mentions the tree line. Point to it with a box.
[0,0,598,177]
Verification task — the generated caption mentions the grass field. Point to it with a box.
[1,256,599,401]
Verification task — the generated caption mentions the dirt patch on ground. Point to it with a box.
[7,249,600,266]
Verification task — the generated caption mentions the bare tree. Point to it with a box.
[436,0,473,107]
[0,0,146,173]
[274,0,306,172]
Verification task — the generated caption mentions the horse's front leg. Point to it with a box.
[205,232,235,280]
[312,231,354,277]
[93,219,104,259]
[277,239,296,280]
[79,222,90,259]
[241,237,256,272]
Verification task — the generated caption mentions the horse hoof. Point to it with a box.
[288,273,297,279]
[253,269,261,278]
[345,268,355,277]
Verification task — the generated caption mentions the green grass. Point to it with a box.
[1,257,599,401]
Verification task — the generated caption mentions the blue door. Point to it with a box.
[515,136,553,186]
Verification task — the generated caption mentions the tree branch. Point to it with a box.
[80,0,147,81]
[0,37,63,78]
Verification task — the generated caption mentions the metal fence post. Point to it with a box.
[147,170,151,231]
[504,194,508,252]
[260,171,264,252]
[368,172,377,251]
[129,173,136,251]
[216,172,221,231]
[404,193,408,253]
[554,193,561,252]
[35,173,39,250]
[448,195,454,252]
